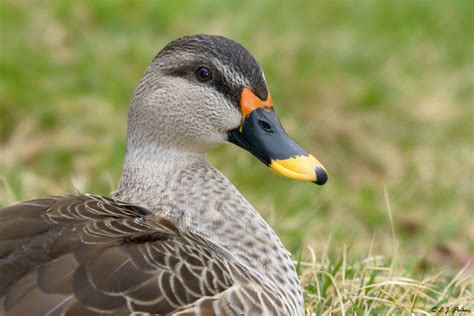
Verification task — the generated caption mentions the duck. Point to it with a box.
[0,35,327,316]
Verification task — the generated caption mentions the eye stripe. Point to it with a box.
[161,58,265,112]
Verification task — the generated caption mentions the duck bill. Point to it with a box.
[227,88,328,185]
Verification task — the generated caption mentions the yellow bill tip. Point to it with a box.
[270,155,328,185]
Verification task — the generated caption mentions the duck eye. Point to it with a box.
[195,67,212,82]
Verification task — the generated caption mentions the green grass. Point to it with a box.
[0,0,472,313]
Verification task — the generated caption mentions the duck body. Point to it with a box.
[0,35,327,315]
[0,193,297,315]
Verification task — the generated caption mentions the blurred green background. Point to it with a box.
[0,0,472,275]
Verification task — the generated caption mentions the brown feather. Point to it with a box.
[0,195,279,315]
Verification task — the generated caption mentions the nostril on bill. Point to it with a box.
[258,120,273,132]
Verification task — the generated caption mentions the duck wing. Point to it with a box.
[0,195,283,315]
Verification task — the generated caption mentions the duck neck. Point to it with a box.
[115,143,265,242]
[115,144,208,210]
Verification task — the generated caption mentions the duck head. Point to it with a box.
[128,35,327,185]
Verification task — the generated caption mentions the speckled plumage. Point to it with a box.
[0,35,304,315]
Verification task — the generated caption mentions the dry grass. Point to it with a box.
[298,191,473,314]
[299,246,473,315]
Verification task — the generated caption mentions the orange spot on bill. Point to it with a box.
[240,87,273,118]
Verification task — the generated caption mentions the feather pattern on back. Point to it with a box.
[0,195,290,315]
